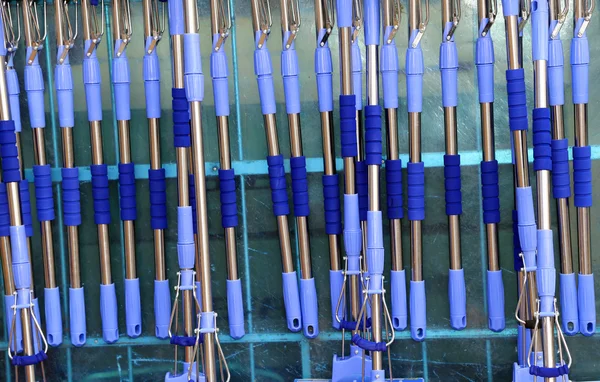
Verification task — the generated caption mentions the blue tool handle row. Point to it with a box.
[314,33,333,112]
[267,155,290,217]
[210,33,230,117]
[322,174,341,235]
[118,163,137,221]
[356,161,367,222]
[184,34,204,103]
[24,48,46,129]
[551,139,570,199]
[55,46,75,128]
[6,67,22,133]
[33,165,55,222]
[143,37,161,119]
[281,33,301,114]
[532,108,552,172]
[83,40,103,122]
[254,31,276,115]
[476,19,494,104]
[172,87,191,148]
[149,168,168,229]
[290,157,309,217]
[444,155,462,216]
[481,160,500,224]
[91,164,111,225]
[62,168,82,226]
[381,27,399,109]
[219,169,238,228]
[112,40,131,121]
[386,159,403,219]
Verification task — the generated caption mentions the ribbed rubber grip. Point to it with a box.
[61,167,81,226]
[267,155,289,217]
[364,105,382,166]
[148,168,167,230]
[532,108,552,171]
[91,164,111,225]
[444,155,462,216]
[19,181,33,237]
[172,88,191,148]
[118,163,136,221]
[407,162,425,221]
[551,139,570,199]
[386,159,403,219]
[33,165,55,222]
[339,94,357,158]
[290,156,309,217]
[356,161,367,222]
[0,120,20,183]
[573,146,592,207]
[322,174,341,235]
[480,160,500,224]
[219,169,238,228]
[506,69,528,131]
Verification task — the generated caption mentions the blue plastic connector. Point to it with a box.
[487,270,505,332]
[571,19,589,105]
[476,20,495,104]
[6,67,21,133]
[391,269,407,331]
[410,280,426,341]
[254,31,276,115]
[343,194,362,274]
[282,271,302,332]
[69,287,87,347]
[314,32,333,112]
[55,46,75,128]
[536,230,555,318]
[440,22,458,108]
[281,34,301,114]
[531,0,549,61]
[329,269,344,329]
[559,273,578,335]
[184,34,204,103]
[154,279,171,339]
[125,278,142,338]
[226,279,244,339]
[381,27,399,109]
[210,33,230,117]
[516,187,537,272]
[366,211,384,293]
[501,0,520,16]
[112,40,131,122]
[300,277,319,338]
[177,207,195,269]
[548,24,564,107]
[448,269,466,330]
[406,30,424,113]
[363,0,380,46]
[351,41,362,112]
[24,48,45,129]
[100,283,119,343]
[168,0,184,36]
[144,37,161,119]
[44,287,63,346]
[336,0,352,27]
[83,40,103,122]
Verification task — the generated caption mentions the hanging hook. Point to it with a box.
[145,0,165,54]
[445,0,461,41]
[480,0,497,36]
[411,0,430,48]
[351,0,362,43]
[577,0,595,37]
[283,0,301,49]
[318,0,334,46]
[255,0,272,48]
[115,0,132,57]
[1,0,20,54]
[384,0,401,44]
[550,0,569,38]
[85,0,104,57]
[213,0,232,51]
[58,0,78,64]
[518,0,531,32]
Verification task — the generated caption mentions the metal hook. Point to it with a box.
[283,0,301,49]
[577,0,595,37]
[1,1,21,54]
[351,0,362,43]
[514,253,529,325]
[525,299,541,368]
[481,0,498,36]
[384,0,401,44]
[518,0,531,32]
[551,0,569,38]
[145,0,165,54]
[115,0,132,57]
[58,0,78,64]
[256,0,272,48]
[411,0,430,48]
[213,0,232,51]
[85,0,104,56]
[445,0,461,41]
[318,0,335,46]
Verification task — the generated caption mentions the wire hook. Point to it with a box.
[480,0,498,36]
[411,0,430,48]
[550,0,569,38]
[577,0,595,37]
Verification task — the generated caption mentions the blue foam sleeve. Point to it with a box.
[219,169,238,228]
[386,159,403,219]
[391,269,407,331]
[44,287,63,346]
[69,287,87,347]
[448,269,466,330]
[486,270,505,332]
[339,94,357,158]
[100,283,119,343]
[578,273,596,336]
[506,69,529,131]
[83,40,103,122]
[364,105,382,166]
[300,278,319,339]
[481,160,500,224]
[407,162,425,221]
[0,120,20,183]
[444,155,462,216]
[532,108,552,172]
[290,156,310,217]
[267,155,290,217]
[356,161,368,222]
[572,146,592,207]
[226,279,245,339]
[118,162,137,221]
[410,280,426,341]
[154,279,171,339]
[329,269,344,329]
[322,174,342,235]
[149,168,168,230]
[551,139,570,199]
[125,278,142,338]
[282,271,302,332]
[559,272,579,335]
[91,164,111,225]
[33,164,55,222]
[0,182,10,237]
[172,87,191,148]
[5,294,23,353]
[61,167,82,226]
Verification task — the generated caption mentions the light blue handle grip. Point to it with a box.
[501,0,520,16]
[226,279,245,339]
[336,0,352,27]
[531,0,548,61]
[125,278,142,338]
[4,294,22,353]
[329,269,344,329]
[83,40,103,122]
[363,0,380,46]
[55,46,75,128]
[143,37,161,119]
[410,280,426,341]
[24,48,46,129]
[300,277,319,338]
[282,271,302,332]
[44,287,63,346]
[391,269,407,330]
[559,272,578,335]
[32,297,42,352]
[578,273,595,336]
[100,283,119,343]
[449,269,466,330]
[6,68,21,133]
[486,270,505,332]
[154,279,171,339]
[112,40,131,121]
[69,287,87,347]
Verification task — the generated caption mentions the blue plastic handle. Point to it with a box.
[531,0,548,61]
[390,269,407,331]
[314,35,333,112]
[112,40,131,122]
[226,278,245,339]
[559,272,578,335]
[83,40,103,122]
[300,278,319,338]
[486,270,505,332]
[100,283,119,343]
[281,34,301,114]
[69,287,87,347]
[578,273,596,336]
[343,194,362,274]
[448,269,466,330]
[44,287,63,346]
[410,280,426,341]
[125,278,142,338]
[536,229,556,319]
[363,0,380,46]
[210,33,230,117]
[154,279,171,339]
[143,37,161,119]
[24,47,46,129]
[55,46,75,128]
[282,271,302,332]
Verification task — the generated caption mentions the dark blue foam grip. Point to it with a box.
[322,174,341,235]
[82,41,103,122]
[219,169,238,228]
[100,283,119,343]
[172,88,190,148]
[33,165,55,222]
[226,279,244,339]
[61,167,81,226]
[340,317,372,331]
[0,120,20,183]
[480,160,500,224]
[364,105,382,165]
[69,287,87,347]
[118,162,137,221]
[551,139,570,199]
[0,183,10,237]
[487,270,505,332]
[300,277,319,338]
[189,174,197,234]
[444,155,462,216]
[19,180,33,237]
[267,155,290,217]
[170,335,203,347]
[351,334,386,352]
[148,168,167,230]
[339,94,357,158]
[532,108,552,171]
[154,279,171,339]
[559,272,579,335]
[391,269,407,330]
[356,161,368,222]
[125,278,142,338]
[573,146,592,207]
[506,69,529,131]
[282,271,302,332]
[529,365,569,378]
[407,162,425,221]
[290,156,309,217]
[44,287,63,346]
[91,164,111,225]
[512,209,523,271]
[386,159,403,219]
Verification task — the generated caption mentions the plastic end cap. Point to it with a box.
[300,277,319,339]
[44,287,63,347]
[578,273,596,336]
[449,269,467,330]
[486,270,505,332]
[154,279,171,339]
[100,283,119,344]
[410,280,426,341]
[226,279,245,339]
[282,271,302,332]
[125,278,142,338]
[391,269,408,331]
[69,287,87,347]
